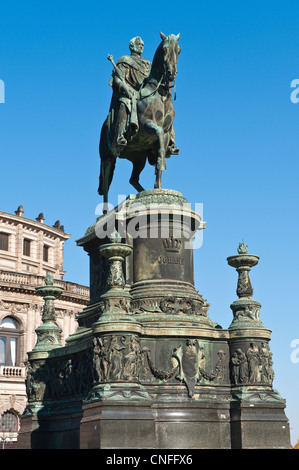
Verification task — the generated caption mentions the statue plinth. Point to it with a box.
[73,189,213,333]
[18,194,291,450]
[124,190,213,329]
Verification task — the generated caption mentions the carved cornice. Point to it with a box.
[0,211,70,241]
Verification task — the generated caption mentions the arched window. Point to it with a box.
[0,411,18,432]
[0,317,20,366]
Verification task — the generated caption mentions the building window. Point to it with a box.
[0,411,18,433]
[0,233,9,251]
[0,317,19,366]
[43,245,49,262]
[23,238,31,257]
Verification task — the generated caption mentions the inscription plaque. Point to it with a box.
[133,234,193,284]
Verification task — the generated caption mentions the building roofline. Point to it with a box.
[0,210,71,240]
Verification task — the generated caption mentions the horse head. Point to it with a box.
[150,32,181,84]
[159,32,181,83]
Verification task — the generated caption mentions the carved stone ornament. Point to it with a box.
[0,300,30,313]
[142,349,178,381]
[237,240,248,254]
[230,342,274,386]
[236,268,253,297]
[25,360,50,403]
[227,242,259,299]
[99,229,132,289]
[25,351,94,405]
[173,340,225,397]
[227,243,268,330]
[98,298,131,316]
[106,259,125,287]
[160,297,205,316]
[131,189,189,208]
[173,339,205,397]
[143,340,225,397]
[92,334,146,384]
[32,275,64,351]
[230,299,262,326]
[25,336,227,403]
[134,296,207,317]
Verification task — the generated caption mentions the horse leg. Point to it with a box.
[143,121,165,189]
[154,130,173,188]
[129,155,146,192]
[154,169,162,189]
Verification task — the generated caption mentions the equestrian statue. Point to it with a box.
[98,32,181,203]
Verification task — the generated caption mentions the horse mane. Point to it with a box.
[148,40,165,80]
[148,34,179,81]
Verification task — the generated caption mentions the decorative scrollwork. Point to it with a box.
[142,340,225,397]
[142,348,178,380]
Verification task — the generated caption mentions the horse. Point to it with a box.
[98,32,181,204]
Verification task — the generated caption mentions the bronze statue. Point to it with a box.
[98,32,181,203]
[106,36,151,157]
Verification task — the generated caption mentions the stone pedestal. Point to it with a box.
[153,400,231,449]
[230,393,290,449]
[18,191,291,449]
[80,400,155,449]
[16,414,39,449]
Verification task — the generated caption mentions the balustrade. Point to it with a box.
[0,270,89,297]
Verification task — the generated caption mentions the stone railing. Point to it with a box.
[0,270,89,298]
[0,365,26,378]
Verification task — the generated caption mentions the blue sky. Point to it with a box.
[1,1,299,446]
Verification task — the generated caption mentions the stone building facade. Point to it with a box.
[0,206,89,447]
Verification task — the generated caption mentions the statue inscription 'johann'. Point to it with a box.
[98,32,181,203]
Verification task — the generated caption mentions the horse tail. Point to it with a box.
[98,119,116,198]
[98,158,116,195]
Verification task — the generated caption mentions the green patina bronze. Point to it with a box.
[98,32,181,204]
[18,33,291,450]
[31,274,64,354]
[19,197,291,449]
[227,242,266,331]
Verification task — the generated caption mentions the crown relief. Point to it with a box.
[162,235,182,252]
